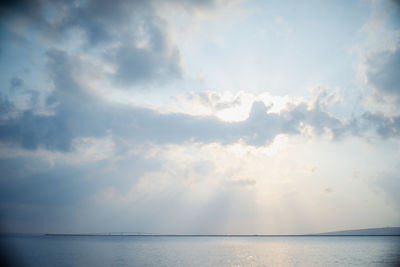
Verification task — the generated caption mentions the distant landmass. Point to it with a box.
[41,227,400,237]
[313,227,400,236]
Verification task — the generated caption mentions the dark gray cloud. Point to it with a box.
[0,0,43,24]
[0,151,160,207]
[0,160,92,206]
[0,0,185,87]
[112,43,181,86]
[0,94,13,119]
[390,0,400,13]
[0,148,164,233]
[9,77,23,92]
[1,0,146,44]
[0,0,228,88]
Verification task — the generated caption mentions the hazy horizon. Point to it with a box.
[1,0,400,235]
[3,226,400,236]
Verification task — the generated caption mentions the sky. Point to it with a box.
[0,0,399,235]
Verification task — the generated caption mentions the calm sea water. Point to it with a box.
[1,235,399,266]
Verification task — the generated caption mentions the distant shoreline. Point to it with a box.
[2,227,400,237]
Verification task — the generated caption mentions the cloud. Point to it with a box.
[351,5,400,115]
[362,112,400,138]
[0,0,399,236]
[9,77,23,92]
[0,49,366,151]
[1,0,147,44]
[0,0,185,87]
[0,0,234,90]
[0,160,91,206]
[283,102,343,137]
[186,91,242,111]
[3,1,367,151]
[3,47,400,155]
[366,47,400,98]
[0,142,165,233]
[0,117,397,234]
[0,94,14,119]
[112,43,181,86]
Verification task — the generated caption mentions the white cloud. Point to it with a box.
[79,134,400,234]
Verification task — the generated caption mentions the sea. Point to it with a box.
[1,235,399,266]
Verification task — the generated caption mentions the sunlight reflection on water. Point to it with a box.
[1,235,399,266]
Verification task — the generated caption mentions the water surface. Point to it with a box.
[1,235,399,266]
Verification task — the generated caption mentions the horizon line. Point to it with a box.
[2,226,400,237]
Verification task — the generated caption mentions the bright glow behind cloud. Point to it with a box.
[0,0,399,235]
